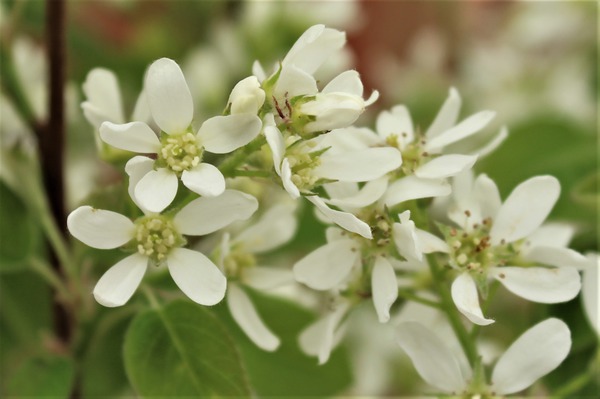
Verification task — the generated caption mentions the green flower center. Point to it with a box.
[158,132,203,175]
[386,133,432,176]
[223,248,257,280]
[134,216,184,262]
[286,139,323,192]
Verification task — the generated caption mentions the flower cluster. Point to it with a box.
[65,24,594,396]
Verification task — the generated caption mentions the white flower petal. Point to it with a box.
[197,114,262,154]
[168,248,226,306]
[395,321,467,393]
[301,93,365,132]
[124,156,155,214]
[416,229,450,253]
[234,203,297,253]
[451,273,495,326]
[415,154,477,179]
[181,163,226,197]
[325,177,388,209]
[490,176,561,245]
[491,318,571,395]
[252,60,266,82]
[281,158,301,198]
[523,245,588,269]
[228,76,265,115]
[93,253,148,307]
[315,126,381,153]
[82,68,124,126]
[298,302,349,365]
[293,239,358,290]
[274,65,318,98]
[425,110,496,152]
[67,206,134,249]
[474,173,501,220]
[314,148,402,182]
[383,176,451,207]
[322,70,363,96]
[393,217,423,261]
[131,88,151,124]
[174,190,258,236]
[99,121,160,153]
[145,58,193,134]
[425,87,461,139]
[282,24,346,75]
[371,257,398,323]
[243,266,294,290]
[376,105,414,145]
[491,266,581,303]
[527,223,575,249]
[264,123,285,175]
[227,284,280,351]
[308,196,372,238]
[134,168,178,213]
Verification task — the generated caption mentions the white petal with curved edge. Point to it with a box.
[228,76,265,115]
[82,68,124,125]
[67,206,134,249]
[274,64,318,98]
[323,70,363,96]
[145,58,193,134]
[474,173,501,220]
[393,219,423,261]
[325,177,388,209]
[227,284,280,351]
[451,273,495,326]
[134,168,178,214]
[197,114,262,154]
[124,156,155,214]
[293,239,358,290]
[308,196,372,239]
[469,126,508,158]
[298,302,348,365]
[527,222,575,248]
[281,159,301,198]
[234,203,297,253]
[491,266,581,303]
[416,229,450,253]
[314,148,402,182]
[243,266,294,290]
[168,248,226,306]
[490,176,560,245]
[372,257,398,323]
[425,110,495,152]
[181,163,226,197]
[523,245,588,269]
[582,254,599,334]
[491,318,571,395]
[264,123,285,175]
[252,60,266,82]
[383,176,451,207]
[425,87,461,139]
[174,190,258,236]
[93,253,147,307]
[376,105,414,145]
[99,121,160,153]
[395,322,467,393]
[131,88,151,123]
[415,154,477,179]
[282,24,346,75]
[315,127,381,153]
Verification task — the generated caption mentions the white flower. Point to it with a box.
[265,117,401,238]
[216,203,297,351]
[442,173,583,325]
[99,58,262,213]
[67,190,258,307]
[578,252,599,335]
[396,318,572,396]
[227,76,266,115]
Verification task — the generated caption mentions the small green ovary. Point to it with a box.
[134,216,184,262]
[385,133,432,176]
[158,132,203,175]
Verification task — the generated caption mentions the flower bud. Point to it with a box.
[228,76,266,115]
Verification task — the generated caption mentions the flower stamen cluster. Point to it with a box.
[134,216,183,262]
[223,247,257,279]
[158,131,202,175]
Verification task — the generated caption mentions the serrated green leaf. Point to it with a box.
[216,288,353,397]
[6,355,75,398]
[124,299,252,398]
[0,180,40,271]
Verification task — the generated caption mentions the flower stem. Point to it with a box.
[397,290,441,309]
[218,135,267,178]
[426,254,479,367]
[29,257,73,303]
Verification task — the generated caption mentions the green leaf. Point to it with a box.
[81,308,135,397]
[0,180,40,271]
[216,288,353,397]
[6,355,75,398]
[124,299,252,398]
